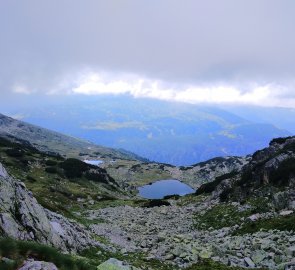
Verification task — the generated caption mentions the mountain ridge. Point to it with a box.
[3,96,291,165]
[1,116,295,269]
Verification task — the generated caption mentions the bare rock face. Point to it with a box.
[0,162,96,252]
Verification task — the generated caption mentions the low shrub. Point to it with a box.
[26,175,37,182]
[84,172,108,184]
[60,158,89,178]
[269,157,295,186]
[143,199,171,208]
[45,167,58,174]
[5,148,24,157]
[194,204,249,230]
[163,194,180,200]
[233,213,295,235]
[0,238,95,270]
[45,160,58,166]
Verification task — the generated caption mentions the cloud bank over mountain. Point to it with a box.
[1,0,295,107]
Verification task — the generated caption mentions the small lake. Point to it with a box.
[138,179,195,199]
[83,160,104,166]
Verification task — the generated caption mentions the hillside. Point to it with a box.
[1,119,295,269]
[0,113,146,162]
[3,96,291,165]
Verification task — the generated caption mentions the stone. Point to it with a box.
[199,249,213,259]
[287,246,295,257]
[97,258,139,270]
[251,250,267,264]
[280,210,294,216]
[244,257,255,268]
[165,254,175,260]
[19,260,58,270]
[248,214,259,222]
[0,163,8,178]
[289,201,295,210]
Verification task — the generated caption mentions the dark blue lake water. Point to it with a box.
[138,179,195,199]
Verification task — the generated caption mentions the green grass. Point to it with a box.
[194,204,249,230]
[194,198,271,231]
[0,136,132,220]
[81,247,177,270]
[186,259,263,270]
[0,238,95,270]
[233,213,295,235]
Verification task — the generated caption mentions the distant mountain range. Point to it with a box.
[2,96,291,165]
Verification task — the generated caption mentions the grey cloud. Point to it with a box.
[1,0,295,95]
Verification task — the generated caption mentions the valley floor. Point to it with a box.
[80,196,295,269]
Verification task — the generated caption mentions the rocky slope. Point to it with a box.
[203,136,295,206]
[0,162,98,253]
[85,202,295,269]
[1,121,295,269]
[0,113,144,161]
[0,113,249,191]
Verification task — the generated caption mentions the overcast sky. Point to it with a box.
[1,0,295,107]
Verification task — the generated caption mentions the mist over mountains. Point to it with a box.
[2,96,291,166]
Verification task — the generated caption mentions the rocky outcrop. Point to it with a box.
[207,136,295,204]
[176,156,250,189]
[0,162,97,252]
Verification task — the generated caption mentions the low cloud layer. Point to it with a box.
[64,71,295,107]
[1,0,295,107]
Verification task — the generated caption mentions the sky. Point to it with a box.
[1,0,295,107]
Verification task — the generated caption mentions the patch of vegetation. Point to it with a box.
[282,141,295,152]
[0,238,94,270]
[45,159,58,166]
[269,157,295,186]
[219,187,234,202]
[179,166,193,171]
[82,246,178,270]
[163,194,180,200]
[186,259,260,270]
[45,166,58,174]
[5,148,24,157]
[247,197,271,214]
[84,171,108,184]
[194,204,249,230]
[237,169,252,187]
[60,158,90,178]
[233,213,295,235]
[270,136,293,145]
[143,199,171,208]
